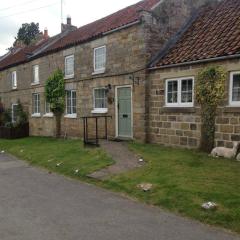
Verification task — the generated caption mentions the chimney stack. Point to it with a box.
[43,28,49,39]
[61,15,77,33]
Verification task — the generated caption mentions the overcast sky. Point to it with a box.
[0,0,140,55]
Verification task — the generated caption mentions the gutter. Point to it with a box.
[148,54,240,70]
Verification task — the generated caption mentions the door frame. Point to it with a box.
[115,85,133,138]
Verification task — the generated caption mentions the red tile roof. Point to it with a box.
[152,0,240,68]
[0,0,160,71]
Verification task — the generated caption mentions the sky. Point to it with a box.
[0,0,140,56]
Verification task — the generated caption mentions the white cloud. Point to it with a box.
[0,0,140,55]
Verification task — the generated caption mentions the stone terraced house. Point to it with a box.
[1,0,238,149]
[147,0,240,148]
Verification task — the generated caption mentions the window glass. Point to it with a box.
[32,93,40,114]
[66,90,77,114]
[12,71,17,89]
[33,65,39,83]
[94,88,107,109]
[167,80,178,103]
[94,46,106,71]
[232,74,240,102]
[65,55,74,77]
[45,101,51,114]
[12,104,18,122]
[181,79,193,103]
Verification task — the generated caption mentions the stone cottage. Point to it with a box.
[147,0,240,148]
[0,0,216,142]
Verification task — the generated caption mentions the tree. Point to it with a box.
[15,22,40,46]
[45,69,65,138]
[196,66,226,152]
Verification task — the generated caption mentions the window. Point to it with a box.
[94,46,106,73]
[32,65,39,84]
[230,71,240,106]
[32,93,40,116]
[12,104,18,123]
[65,55,74,78]
[11,71,17,89]
[44,101,53,117]
[165,77,194,107]
[66,90,76,117]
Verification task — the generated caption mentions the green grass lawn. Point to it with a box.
[102,143,240,233]
[0,137,114,178]
[0,137,239,233]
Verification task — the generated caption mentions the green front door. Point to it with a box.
[117,87,132,138]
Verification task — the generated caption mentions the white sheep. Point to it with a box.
[211,142,240,159]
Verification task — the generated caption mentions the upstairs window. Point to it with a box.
[32,93,40,116]
[65,55,74,78]
[32,65,39,84]
[230,71,240,106]
[11,71,17,89]
[165,77,194,107]
[66,90,76,116]
[94,46,106,73]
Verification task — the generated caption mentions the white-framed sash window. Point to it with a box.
[32,65,39,84]
[65,55,74,78]
[165,77,194,107]
[229,71,240,106]
[93,46,106,73]
[65,90,77,118]
[12,103,18,123]
[11,71,17,89]
[32,93,40,116]
[92,88,108,114]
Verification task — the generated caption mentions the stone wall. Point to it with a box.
[0,24,148,141]
[148,58,240,148]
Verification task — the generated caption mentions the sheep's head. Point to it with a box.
[233,142,240,149]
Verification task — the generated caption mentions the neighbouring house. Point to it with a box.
[0,0,229,147]
[147,0,240,148]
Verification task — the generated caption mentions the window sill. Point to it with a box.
[161,106,196,113]
[64,75,74,80]
[11,87,17,91]
[43,113,54,118]
[92,69,105,75]
[91,108,108,114]
[31,113,41,118]
[64,114,77,119]
[31,82,40,86]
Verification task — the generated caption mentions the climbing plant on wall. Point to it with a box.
[196,66,226,152]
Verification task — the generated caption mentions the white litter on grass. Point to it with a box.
[74,169,79,174]
[1,150,5,154]
[139,158,144,163]
[201,202,218,210]
[137,183,153,192]
[56,162,63,167]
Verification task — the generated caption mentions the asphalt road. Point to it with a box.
[0,153,239,240]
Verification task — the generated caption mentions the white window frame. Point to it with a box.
[165,77,194,107]
[32,93,41,117]
[32,65,39,85]
[64,55,74,79]
[43,101,53,117]
[65,90,77,118]
[93,46,106,74]
[11,103,18,123]
[11,71,17,89]
[229,71,240,106]
[91,88,108,114]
